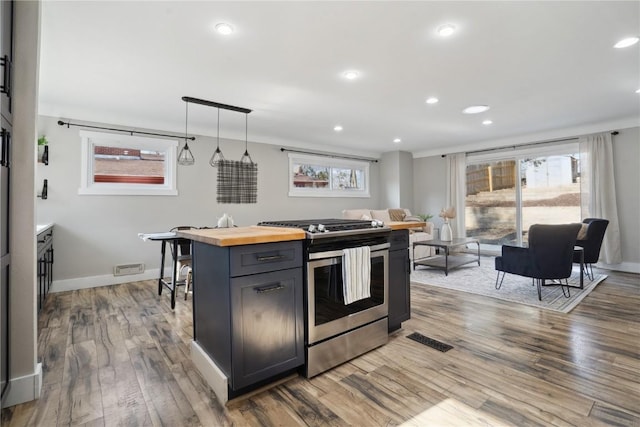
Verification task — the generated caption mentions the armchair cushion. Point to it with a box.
[495,245,533,277]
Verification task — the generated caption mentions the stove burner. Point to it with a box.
[258,218,389,239]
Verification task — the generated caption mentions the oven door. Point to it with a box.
[307,246,388,345]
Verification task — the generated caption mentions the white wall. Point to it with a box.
[413,155,447,227]
[6,0,41,408]
[413,128,640,272]
[37,115,381,289]
[611,127,640,271]
[379,150,413,211]
[379,151,399,208]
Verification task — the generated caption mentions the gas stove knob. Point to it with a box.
[376,219,385,227]
[371,220,378,228]
[317,224,326,232]
[308,224,317,233]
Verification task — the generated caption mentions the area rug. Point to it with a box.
[410,256,607,313]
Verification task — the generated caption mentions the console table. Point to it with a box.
[413,237,480,276]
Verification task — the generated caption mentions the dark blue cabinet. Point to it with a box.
[192,240,304,396]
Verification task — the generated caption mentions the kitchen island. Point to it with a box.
[177,226,305,404]
[177,221,423,404]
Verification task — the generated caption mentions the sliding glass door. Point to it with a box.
[465,143,581,249]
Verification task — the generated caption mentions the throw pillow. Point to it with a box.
[577,223,589,240]
[342,209,371,220]
[371,209,392,223]
[389,208,406,222]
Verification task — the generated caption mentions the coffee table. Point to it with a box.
[413,237,480,276]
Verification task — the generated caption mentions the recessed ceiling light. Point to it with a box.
[425,97,439,104]
[393,138,401,143]
[614,36,639,48]
[482,120,493,125]
[463,105,490,114]
[437,24,456,37]
[342,70,360,80]
[215,23,234,35]
[333,125,343,132]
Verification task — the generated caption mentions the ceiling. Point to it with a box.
[38,1,640,157]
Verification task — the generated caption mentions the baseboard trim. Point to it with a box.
[191,341,228,405]
[50,267,171,293]
[597,261,640,275]
[2,363,42,408]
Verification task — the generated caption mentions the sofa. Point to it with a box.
[342,208,435,260]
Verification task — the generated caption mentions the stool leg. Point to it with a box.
[170,240,177,309]
[158,240,166,295]
[185,268,192,300]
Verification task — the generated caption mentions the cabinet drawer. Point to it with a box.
[230,241,302,277]
[389,229,409,251]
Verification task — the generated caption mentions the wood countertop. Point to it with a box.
[175,222,425,246]
[387,221,427,231]
[176,226,306,247]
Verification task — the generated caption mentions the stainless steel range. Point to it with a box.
[258,219,391,377]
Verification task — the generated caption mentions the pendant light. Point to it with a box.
[240,112,253,164]
[177,102,195,166]
[209,108,225,167]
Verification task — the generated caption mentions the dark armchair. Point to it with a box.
[573,218,609,280]
[495,223,582,300]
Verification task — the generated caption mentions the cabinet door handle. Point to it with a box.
[0,128,4,166]
[1,55,11,96]
[0,128,7,167]
[256,254,286,262]
[254,283,285,294]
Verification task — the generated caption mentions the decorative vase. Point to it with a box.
[441,219,453,241]
[217,213,234,228]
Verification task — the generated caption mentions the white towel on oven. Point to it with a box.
[342,246,371,304]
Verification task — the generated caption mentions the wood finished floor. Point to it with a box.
[2,269,639,426]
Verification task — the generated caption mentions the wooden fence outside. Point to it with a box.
[467,162,516,195]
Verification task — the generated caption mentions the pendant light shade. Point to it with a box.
[178,102,195,166]
[240,113,254,164]
[209,108,225,167]
[177,142,195,166]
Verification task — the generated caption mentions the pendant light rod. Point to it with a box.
[57,120,195,140]
[182,96,252,114]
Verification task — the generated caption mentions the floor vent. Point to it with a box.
[407,332,453,352]
[113,263,145,276]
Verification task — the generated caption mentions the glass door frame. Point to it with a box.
[466,141,580,252]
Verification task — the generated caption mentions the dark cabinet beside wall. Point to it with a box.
[37,226,54,312]
[388,229,411,332]
[0,0,13,405]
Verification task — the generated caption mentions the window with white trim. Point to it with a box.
[79,130,178,196]
[288,153,370,198]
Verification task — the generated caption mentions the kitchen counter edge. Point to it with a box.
[176,226,306,247]
[387,221,427,231]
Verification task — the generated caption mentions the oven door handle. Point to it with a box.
[308,243,390,260]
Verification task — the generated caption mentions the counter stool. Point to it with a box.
[156,226,195,308]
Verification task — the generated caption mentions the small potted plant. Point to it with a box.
[38,136,49,164]
[417,213,433,222]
